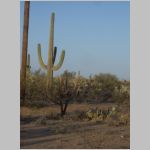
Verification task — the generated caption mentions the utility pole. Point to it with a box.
[20,1,30,103]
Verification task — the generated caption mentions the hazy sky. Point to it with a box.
[20,1,130,80]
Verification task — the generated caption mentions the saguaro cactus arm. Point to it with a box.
[53,46,57,64]
[37,44,47,70]
[52,50,65,71]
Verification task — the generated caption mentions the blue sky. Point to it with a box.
[20,1,130,80]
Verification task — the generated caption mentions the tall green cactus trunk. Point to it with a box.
[20,1,30,102]
[37,12,65,92]
[47,13,55,90]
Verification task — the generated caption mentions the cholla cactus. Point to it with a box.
[86,108,101,120]
[37,12,65,91]
[86,108,111,120]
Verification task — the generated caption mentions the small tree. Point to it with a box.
[47,73,80,117]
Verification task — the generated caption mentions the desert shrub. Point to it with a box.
[113,91,130,104]
[23,100,50,108]
[60,70,76,80]
[106,113,129,126]
[106,105,129,126]
[91,74,120,102]
[26,69,47,101]
[24,70,130,112]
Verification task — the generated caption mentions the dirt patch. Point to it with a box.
[20,103,130,149]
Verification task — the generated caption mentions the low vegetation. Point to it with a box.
[24,69,129,107]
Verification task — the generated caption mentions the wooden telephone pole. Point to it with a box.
[20,1,30,103]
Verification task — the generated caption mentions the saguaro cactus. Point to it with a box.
[37,12,65,90]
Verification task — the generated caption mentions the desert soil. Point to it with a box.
[20,103,130,149]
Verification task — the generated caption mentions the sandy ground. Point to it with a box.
[20,103,130,149]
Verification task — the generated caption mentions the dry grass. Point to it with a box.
[21,103,116,118]
[21,105,58,118]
